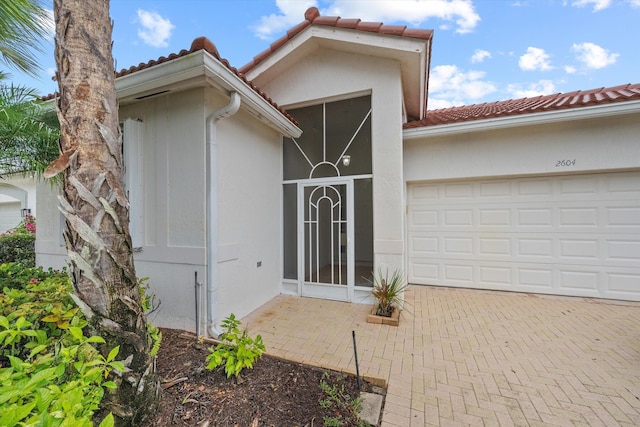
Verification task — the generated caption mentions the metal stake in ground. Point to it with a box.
[352,330,361,391]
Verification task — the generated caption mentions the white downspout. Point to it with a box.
[206,91,241,338]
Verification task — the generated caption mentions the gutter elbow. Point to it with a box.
[211,91,241,122]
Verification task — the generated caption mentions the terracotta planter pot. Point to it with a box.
[366,306,400,326]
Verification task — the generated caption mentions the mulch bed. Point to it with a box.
[145,328,379,426]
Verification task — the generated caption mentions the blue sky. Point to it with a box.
[9,0,640,110]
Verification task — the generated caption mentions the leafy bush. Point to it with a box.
[0,264,120,426]
[0,215,36,267]
[205,313,265,378]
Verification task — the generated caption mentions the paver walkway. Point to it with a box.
[242,286,640,426]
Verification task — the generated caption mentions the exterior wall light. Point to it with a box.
[342,155,351,166]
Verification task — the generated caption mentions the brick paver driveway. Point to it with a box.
[242,286,640,426]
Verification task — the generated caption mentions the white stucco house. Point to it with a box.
[0,175,36,233]
[36,8,640,336]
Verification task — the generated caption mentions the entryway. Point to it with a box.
[281,95,374,302]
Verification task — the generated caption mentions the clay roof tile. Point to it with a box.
[356,21,384,33]
[404,83,640,129]
[240,7,433,74]
[313,16,341,26]
[335,18,361,29]
[41,36,297,125]
[378,25,408,36]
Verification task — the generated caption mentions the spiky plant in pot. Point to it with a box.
[371,268,407,317]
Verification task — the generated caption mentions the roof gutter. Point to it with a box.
[403,99,640,140]
[206,91,241,338]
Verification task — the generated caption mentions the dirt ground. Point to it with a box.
[145,328,378,426]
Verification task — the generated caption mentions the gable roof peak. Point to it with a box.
[239,7,433,75]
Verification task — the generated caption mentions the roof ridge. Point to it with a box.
[238,7,433,75]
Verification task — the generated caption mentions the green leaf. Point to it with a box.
[86,335,106,344]
[68,326,84,341]
[109,361,125,373]
[106,345,119,362]
[102,381,117,390]
[0,401,36,425]
[98,412,115,427]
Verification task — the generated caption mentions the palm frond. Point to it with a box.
[0,0,52,75]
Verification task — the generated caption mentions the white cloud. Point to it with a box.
[428,64,497,108]
[136,9,174,48]
[572,42,618,69]
[42,9,55,40]
[629,0,640,6]
[252,0,317,40]
[519,47,553,71]
[507,80,556,99]
[564,65,577,74]
[471,49,491,63]
[253,0,481,40]
[326,0,480,34]
[571,0,612,11]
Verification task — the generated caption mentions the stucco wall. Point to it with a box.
[213,91,283,324]
[255,48,407,274]
[35,86,288,334]
[36,88,208,332]
[404,113,640,182]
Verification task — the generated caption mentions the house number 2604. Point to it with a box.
[555,159,576,167]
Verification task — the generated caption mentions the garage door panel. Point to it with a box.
[517,208,553,227]
[607,240,640,264]
[407,171,640,301]
[443,209,473,226]
[479,265,512,286]
[410,235,439,255]
[608,271,640,294]
[558,269,599,292]
[559,207,599,227]
[517,267,553,289]
[559,239,599,261]
[479,208,511,226]
[479,238,511,256]
[606,206,640,228]
[410,209,438,227]
[479,181,511,197]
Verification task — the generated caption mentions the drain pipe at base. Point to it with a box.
[206,91,241,338]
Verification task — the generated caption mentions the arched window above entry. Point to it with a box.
[283,95,372,180]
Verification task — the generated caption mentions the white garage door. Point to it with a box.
[0,201,22,234]
[407,171,640,301]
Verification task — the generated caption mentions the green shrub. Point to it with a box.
[0,264,120,426]
[0,233,35,267]
[0,262,53,290]
[205,313,265,378]
[0,215,37,267]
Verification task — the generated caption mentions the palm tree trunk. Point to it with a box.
[52,0,159,424]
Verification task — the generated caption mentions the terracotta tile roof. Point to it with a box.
[238,7,434,75]
[405,83,640,129]
[42,37,296,124]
